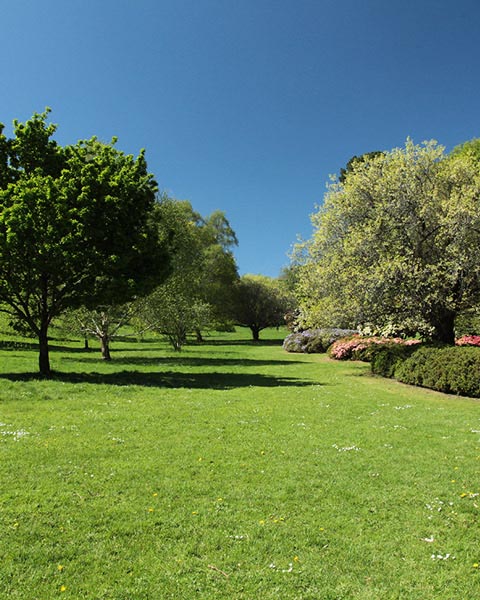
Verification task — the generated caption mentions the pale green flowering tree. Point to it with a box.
[294,139,480,343]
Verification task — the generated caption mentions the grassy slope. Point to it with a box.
[0,329,479,599]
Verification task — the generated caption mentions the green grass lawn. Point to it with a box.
[1,328,479,599]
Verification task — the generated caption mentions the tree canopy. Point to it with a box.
[0,109,169,375]
[138,197,239,350]
[232,274,294,340]
[294,138,480,343]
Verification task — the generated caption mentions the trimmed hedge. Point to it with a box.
[373,345,480,398]
[369,343,420,377]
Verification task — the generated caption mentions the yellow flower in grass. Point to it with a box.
[57,564,64,571]
[60,585,67,592]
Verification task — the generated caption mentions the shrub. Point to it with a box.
[456,335,480,347]
[328,336,420,361]
[394,346,480,398]
[370,343,424,378]
[283,328,357,354]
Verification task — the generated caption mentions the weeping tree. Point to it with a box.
[138,198,238,349]
[0,109,169,376]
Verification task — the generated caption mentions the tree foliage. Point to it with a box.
[338,151,383,183]
[232,274,295,340]
[60,303,138,359]
[138,198,239,350]
[0,109,169,375]
[295,138,480,343]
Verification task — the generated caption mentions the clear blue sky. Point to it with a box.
[1,0,479,276]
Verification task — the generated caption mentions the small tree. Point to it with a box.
[139,278,211,351]
[61,303,138,359]
[232,275,295,340]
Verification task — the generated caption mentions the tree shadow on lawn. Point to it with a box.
[60,356,303,367]
[199,338,284,347]
[0,341,98,354]
[0,370,316,389]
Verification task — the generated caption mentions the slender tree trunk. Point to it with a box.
[195,328,204,342]
[38,275,52,376]
[251,325,260,341]
[100,335,111,360]
[84,337,89,350]
[38,321,51,377]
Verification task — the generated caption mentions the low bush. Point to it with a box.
[283,328,357,353]
[328,336,420,361]
[394,346,480,398]
[370,343,425,378]
[456,335,480,347]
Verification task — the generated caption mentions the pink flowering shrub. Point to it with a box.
[329,335,421,361]
[455,335,480,347]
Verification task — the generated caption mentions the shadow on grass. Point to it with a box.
[199,338,284,347]
[0,370,315,389]
[0,341,97,354]
[0,340,39,351]
[60,356,302,367]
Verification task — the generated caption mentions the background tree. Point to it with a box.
[338,151,383,183]
[138,198,238,349]
[295,139,480,343]
[195,210,239,335]
[232,274,295,340]
[0,110,169,376]
[60,302,138,359]
[139,279,211,351]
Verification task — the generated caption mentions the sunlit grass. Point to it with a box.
[1,328,479,598]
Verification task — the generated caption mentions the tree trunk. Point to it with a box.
[84,337,89,350]
[251,325,260,341]
[195,328,204,342]
[431,311,456,345]
[100,335,111,360]
[38,323,51,377]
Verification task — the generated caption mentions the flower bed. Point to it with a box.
[456,335,480,347]
[283,328,357,354]
[328,336,421,361]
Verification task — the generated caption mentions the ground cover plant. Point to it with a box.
[1,328,480,599]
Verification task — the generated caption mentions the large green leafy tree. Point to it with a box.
[0,110,169,375]
[232,275,294,340]
[295,139,480,343]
